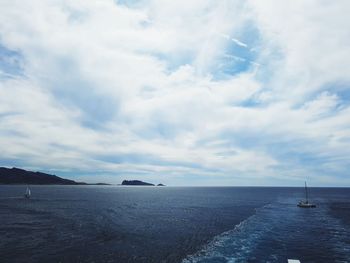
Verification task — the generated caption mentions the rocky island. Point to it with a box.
[121,180,154,186]
[121,180,166,186]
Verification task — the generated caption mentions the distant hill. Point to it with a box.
[121,180,155,186]
[0,167,87,185]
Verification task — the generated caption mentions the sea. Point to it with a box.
[0,186,349,263]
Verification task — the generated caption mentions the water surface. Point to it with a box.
[0,186,349,262]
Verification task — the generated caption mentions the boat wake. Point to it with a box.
[183,198,350,262]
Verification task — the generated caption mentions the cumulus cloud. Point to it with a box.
[0,0,349,185]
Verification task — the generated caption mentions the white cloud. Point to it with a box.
[249,0,350,102]
[0,0,349,186]
[231,38,248,48]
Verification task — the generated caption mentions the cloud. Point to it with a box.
[0,0,349,186]
[231,38,248,48]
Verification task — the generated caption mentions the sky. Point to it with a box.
[0,0,349,186]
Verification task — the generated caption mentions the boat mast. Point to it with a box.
[305,181,308,202]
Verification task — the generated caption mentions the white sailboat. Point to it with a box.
[297,181,316,208]
[24,186,31,199]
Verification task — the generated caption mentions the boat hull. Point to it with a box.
[297,203,316,208]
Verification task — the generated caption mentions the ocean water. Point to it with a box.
[0,186,349,263]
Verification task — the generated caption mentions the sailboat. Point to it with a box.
[24,186,31,199]
[297,181,316,208]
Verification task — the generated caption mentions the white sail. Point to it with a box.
[25,187,31,198]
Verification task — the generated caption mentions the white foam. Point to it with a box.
[182,198,350,262]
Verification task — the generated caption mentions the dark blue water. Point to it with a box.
[0,186,349,263]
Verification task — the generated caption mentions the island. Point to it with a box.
[121,180,155,186]
[157,183,165,186]
[0,167,110,185]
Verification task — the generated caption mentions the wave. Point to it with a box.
[182,198,350,263]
